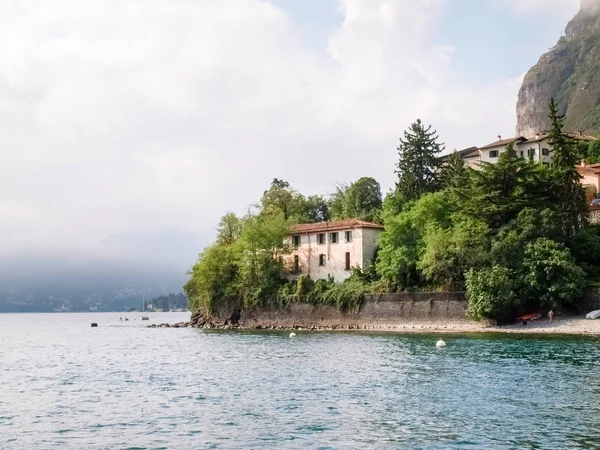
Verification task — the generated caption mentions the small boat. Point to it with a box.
[586,310,600,319]
[141,315,150,321]
[518,313,542,322]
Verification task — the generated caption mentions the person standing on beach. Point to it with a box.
[548,309,554,323]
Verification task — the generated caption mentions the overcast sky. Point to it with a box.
[0,0,582,274]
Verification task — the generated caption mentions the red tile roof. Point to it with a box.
[291,219,384,234]
[480,137,526,150]
[480,133,596,150]
[438,147,479,162]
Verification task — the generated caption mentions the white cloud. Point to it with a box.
[0,0,523,266]
[503,0,579,16]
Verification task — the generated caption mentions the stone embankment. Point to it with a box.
[149,293,475,330]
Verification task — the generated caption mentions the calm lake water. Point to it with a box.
[1,312,600,449]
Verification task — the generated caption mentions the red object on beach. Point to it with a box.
[518,313,542,322]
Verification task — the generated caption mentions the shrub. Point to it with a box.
[522,238,586,309]
[466,266,518,323]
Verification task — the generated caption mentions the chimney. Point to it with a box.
[535,133,540,140]
[497,135,502,141]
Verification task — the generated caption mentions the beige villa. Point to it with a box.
[285,219,384,283]
[443,132,595,168]
[441,132,599,191]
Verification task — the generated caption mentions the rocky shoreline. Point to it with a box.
[147,312,600,335]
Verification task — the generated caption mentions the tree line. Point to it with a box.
[185,99,600,323]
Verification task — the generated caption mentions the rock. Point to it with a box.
[516,1,600,136]
[255,325,263,330]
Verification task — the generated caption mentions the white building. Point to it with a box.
[285,219,384,283]
[449,132,595,168]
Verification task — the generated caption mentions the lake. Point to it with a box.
[1,312,599,449]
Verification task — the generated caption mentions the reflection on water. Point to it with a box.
[1,313,599,449]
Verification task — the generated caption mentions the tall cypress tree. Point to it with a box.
[395,119,444,203]
[548,98,587,235]
[439,150,468,189]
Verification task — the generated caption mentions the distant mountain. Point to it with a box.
[516,0,600,137]
[0,255,188,313]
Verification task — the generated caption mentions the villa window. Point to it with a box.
[345,252,351,270]
[294,255,300,273]
[330,232,339,244]
[543,162,550,168]
[317,233,325,245]
[319,254,326,266]
[489,150,499,158]
[292,235,301,247]
[542,148,550,156]
[528,148,536,159]
[520,151,524,157]
[345,230,353,243]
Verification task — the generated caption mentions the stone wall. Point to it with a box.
[209,292,471,329]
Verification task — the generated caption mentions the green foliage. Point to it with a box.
[235,214,290,308]
[459,143,542,230]
[548,98,588,236]
[217,212,242,245]
[418,216,490,291]
[395,119,444,203]
[439,150,469,189]
[184,243,239,315]
[522,238,586,309]
[321,280,370,313]
[466,266,518,323]
[569,225,600,272]
[329,177,383,222]
[302,195,330,223]
[261,178,306,221]
[377,191,455,290]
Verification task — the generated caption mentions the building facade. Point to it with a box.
[448,132,595,168]
[285,219,384,283]
[578,161,600,193]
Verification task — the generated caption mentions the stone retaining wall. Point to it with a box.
[209,292,471,329]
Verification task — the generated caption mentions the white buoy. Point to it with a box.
[436,339,446,348]
[289,332,296,338]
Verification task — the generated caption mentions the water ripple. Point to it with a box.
[1,313,599,449]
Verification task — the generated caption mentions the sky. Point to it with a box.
[0,0,583,280]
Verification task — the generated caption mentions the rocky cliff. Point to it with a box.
[516,0,600,137]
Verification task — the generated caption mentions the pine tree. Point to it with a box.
[439,150,468,189]
[395,119,444,203]
[459,143,535,230]
[547,98,587,235]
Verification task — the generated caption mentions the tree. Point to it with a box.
[439,150,468,189]
[377,191,455,290]
[459,143,543,230]
[328,183,349,220]
[329,178,383,222]
[217,212,242,245]
[522,238,586,309]
[235,215,290,307]
[184,244,240,315]
[548,98,587,236]
[301,195,330,223]
[418,216,490,291]
[261,178,305,221]
[395,119,444,203]
[466,266,518,323]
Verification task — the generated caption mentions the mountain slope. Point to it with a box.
[516,0,600,137]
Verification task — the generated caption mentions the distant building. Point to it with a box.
[578,161,600,193]
[285,219,384,283]
[444,132,596,168]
